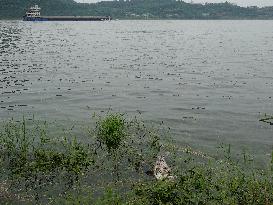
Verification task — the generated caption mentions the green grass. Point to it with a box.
[0,114,272,204]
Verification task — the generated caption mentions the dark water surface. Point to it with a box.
[0,20,272,162]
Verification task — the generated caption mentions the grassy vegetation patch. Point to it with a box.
[0,114,272,204]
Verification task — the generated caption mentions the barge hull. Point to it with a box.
[23,16,111,21]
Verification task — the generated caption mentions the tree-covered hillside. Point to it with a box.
[0,0,78,19]
[0,0,273,20]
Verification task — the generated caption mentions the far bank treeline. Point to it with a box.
[1,0,273,20]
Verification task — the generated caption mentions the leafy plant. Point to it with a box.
[96,113,126,152]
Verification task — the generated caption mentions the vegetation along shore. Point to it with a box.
[0,113,272,204]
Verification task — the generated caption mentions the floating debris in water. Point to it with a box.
[192,107,205,110]
[259,115,273,125]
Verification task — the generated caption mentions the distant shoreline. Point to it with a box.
[2,18,273,20]
[1,0,273,21]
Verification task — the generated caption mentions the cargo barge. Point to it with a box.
[23,5,111,21]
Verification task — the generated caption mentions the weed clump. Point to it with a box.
[0,120,94,202]
[96,113,126,151]
[134,180,180,204]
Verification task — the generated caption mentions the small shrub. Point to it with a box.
[134,180,180,205]
[96,114,126,151]
[94,188,123,205]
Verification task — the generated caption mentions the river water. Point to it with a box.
[0,20,272,163]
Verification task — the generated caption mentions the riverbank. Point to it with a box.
[0,113,272,204]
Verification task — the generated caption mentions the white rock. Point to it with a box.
[154,156,174,180]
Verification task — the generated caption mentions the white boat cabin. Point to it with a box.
[25,5,41,17]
